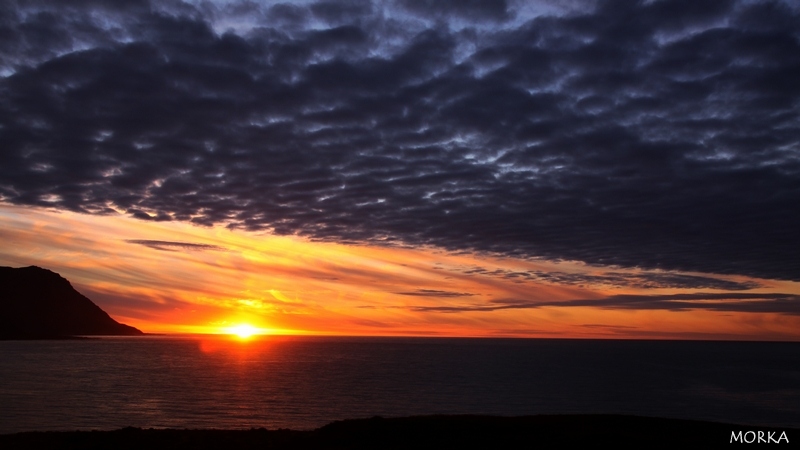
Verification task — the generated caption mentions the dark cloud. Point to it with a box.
[1,0,798,280]
[125,239,225,251]
[310,1,373,25]
[395,289,476,297]
[411,293,800,315]
[459,266,761,290]
[398,0,513,22]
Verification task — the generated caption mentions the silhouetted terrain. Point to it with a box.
[0,266,143,339]
[0,415,794,449]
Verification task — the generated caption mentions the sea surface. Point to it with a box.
[0,336,798,434]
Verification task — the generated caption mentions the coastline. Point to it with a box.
[0,415,795,449]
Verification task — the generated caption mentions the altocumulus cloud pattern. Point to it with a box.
[1,0,798,280]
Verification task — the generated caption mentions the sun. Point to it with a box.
[225,324,260,339]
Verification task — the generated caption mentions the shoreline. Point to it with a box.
[1,415,795,449]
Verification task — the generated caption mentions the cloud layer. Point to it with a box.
[412,292,800,315]
[458,266,762,290]
[1,0,798,280]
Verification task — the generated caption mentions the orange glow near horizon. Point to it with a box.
[225,324,260,339]
[2,203,800,341]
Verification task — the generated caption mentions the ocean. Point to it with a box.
[0,336,798,434]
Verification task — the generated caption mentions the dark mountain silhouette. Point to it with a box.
[0,266,143,339]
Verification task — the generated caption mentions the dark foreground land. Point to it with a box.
[0,266,143,340]
[1,415,795,449]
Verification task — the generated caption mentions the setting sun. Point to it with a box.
[225,324,260,339]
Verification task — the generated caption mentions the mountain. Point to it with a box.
[0,266,143,339]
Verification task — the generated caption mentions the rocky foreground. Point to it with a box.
[0,415,795,449]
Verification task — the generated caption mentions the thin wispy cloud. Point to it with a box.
[395,289,476,297]
[459,267,762,290]
[411,293,800,315]
[125,239,226,252]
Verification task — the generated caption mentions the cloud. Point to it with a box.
[398,0,513,22]
[0,0,798,281]
[125,239,225,251]
[579,323,637,329]
[410,292,800,315]
[395,289,476,297]
[459,266,761,290]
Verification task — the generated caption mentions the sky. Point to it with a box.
[1,0,799,339]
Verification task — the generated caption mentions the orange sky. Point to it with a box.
[2,203,799,340]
